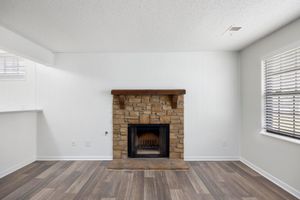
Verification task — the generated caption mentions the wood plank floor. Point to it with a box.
[0,161,297,200]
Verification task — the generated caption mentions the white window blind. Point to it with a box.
[0,51,25,80]
[263,46,300,139]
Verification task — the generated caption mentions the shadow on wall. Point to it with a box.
[37,112,61,158]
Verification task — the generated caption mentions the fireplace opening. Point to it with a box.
[128,124,169,158]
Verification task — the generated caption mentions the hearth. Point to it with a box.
[128,124,169,158]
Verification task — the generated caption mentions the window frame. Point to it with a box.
[261,42,300,142]
[0,52,26,81]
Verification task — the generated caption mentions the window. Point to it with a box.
[263,46,300,139]
[0,50,25,80]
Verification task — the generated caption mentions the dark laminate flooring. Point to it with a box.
[0,161,297,200]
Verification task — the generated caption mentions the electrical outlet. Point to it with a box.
[85,141,91,147]
[72,141,76,147]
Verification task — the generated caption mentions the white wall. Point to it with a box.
[0,59,38,177]
[0,112,37,178]
[240,18,300,194]
[36,52,240,160]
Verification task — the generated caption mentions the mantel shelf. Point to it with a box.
[111,89,186,96]
[111,89,186,109]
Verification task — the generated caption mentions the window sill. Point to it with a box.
[260,130,300,145]
[0,106,42,113]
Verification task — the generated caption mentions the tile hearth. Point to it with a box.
[107,159,189,170]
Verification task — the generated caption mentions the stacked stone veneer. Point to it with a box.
[113,95,184,159]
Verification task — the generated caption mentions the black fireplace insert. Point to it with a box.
[128,124,169,158]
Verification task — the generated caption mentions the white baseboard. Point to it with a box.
[0,158,36,178]
[37,156,113,161]
[184,156,240,161]
[240,157,300,199]
[17,155,240,162]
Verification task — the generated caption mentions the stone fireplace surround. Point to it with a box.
[112,90,185,159]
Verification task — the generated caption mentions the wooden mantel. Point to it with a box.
[111,89,186,109]
[111,89,186,95]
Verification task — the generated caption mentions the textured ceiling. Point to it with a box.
[0,0,299,52]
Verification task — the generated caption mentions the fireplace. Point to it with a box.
[112,90,185,159]
[128,124,169,158]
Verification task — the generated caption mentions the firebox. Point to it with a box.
[128,124,169,158]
